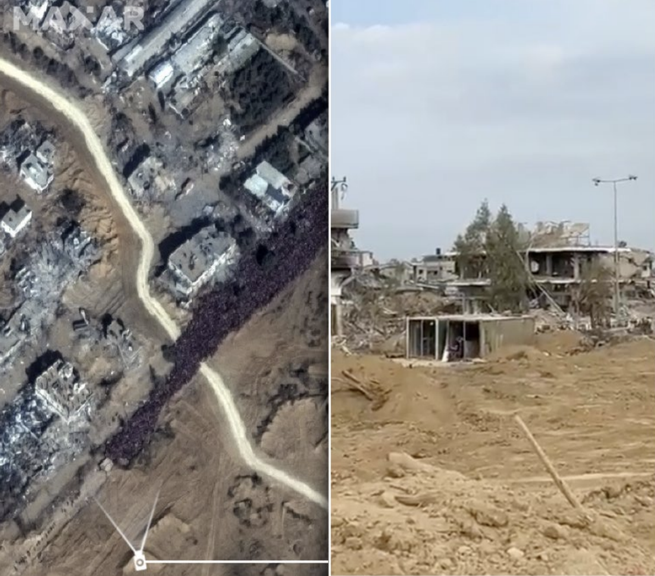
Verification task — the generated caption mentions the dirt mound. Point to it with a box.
[331,351,455,432]
[332,453,655,576]
[534,330,586,354]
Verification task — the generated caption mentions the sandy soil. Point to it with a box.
[331,332,655,575]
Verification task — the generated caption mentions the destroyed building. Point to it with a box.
[2,223,98,372]
[166,227,239,297]
[92,7,130,52]
[0,308,28,366]
[127,155,172,199]
[34,359,91,424]
[0,355,95,520]
[243,161,297,217]
[0,196,32,238]
[103,316,140,368]
[19,152,54,192]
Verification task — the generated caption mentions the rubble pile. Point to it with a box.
[340,275,458,354]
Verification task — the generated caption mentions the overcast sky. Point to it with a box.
[330,0,655,261]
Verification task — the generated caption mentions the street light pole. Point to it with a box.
[591,175,638,319]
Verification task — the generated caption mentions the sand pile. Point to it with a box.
[332,452,655,576]
[331,351,455,432]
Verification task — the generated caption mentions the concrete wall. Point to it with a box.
[480,317,535,356]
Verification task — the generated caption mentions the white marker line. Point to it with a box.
[92,497,137,554]
[146,560,328,565]
[138,488,160,552]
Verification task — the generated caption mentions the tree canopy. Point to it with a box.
[453,201,528,313]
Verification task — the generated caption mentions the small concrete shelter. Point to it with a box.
[406,314,535,361]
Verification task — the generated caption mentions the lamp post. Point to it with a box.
[591,175,638,318]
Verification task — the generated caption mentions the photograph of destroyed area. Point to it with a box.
[0,0,328,573]
[330,1,655,575]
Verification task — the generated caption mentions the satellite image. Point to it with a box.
[0,0,328,574]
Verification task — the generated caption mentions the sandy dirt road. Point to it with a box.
[0,55,326,510]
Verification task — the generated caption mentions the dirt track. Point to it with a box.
[331,333,655,575]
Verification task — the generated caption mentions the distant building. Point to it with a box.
[19,153,54,192]
[167,227,238,297]
[0,197,32,238]
[34,359,91,423]
[243,161,296,216]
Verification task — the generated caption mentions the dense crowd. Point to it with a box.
[104,184,328,464]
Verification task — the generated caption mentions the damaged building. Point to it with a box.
[148,12,226,117]
[0,355,95,520]
[127,155,173,199]
[18,138,57,193]
[34,359,91,424]
[113,0,215,79]
[412,222,655,312]
[331,178,361,337]
[166,227,239,298]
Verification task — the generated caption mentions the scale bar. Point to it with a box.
[147,560,328,565]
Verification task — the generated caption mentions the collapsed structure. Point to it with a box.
[0,354,94,520]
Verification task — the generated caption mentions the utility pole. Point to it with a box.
[591,175,638,319]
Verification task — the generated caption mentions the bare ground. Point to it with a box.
[331,333,655,575]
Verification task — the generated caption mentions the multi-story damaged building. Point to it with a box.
[330,178,361,336]
[167,227,239,298]
[412,222,655,312]
[34,360,91,424]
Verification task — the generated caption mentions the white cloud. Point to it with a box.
[331,1,655,259]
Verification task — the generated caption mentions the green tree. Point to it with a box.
[454,201,528,313]
[453,200,491,278]
[486,204,528,313]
